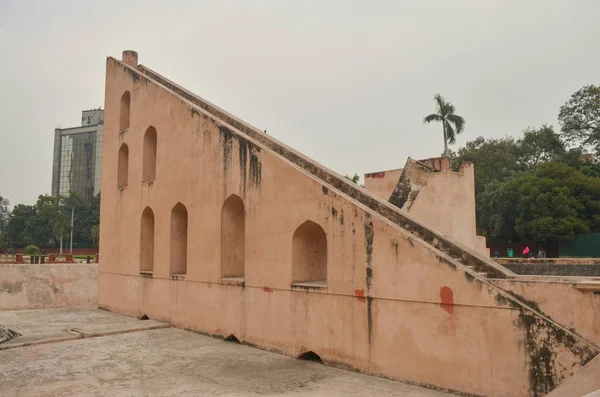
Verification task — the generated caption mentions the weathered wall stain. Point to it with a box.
[217,125,262,191]
[0,281,24,294]
[364,214,375,346]
[219,125,233,178]
[365,172,386,178]
[238,137,248,196]
[495,291,599,396]
[390,240,399,258]
[439,286,454,314]
[364,216,374,291]
[249,146,262,186]
[519,308,597,396]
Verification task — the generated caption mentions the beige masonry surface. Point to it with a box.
[0,263,97,310]
[98,51,600,397]
[365,157,488,256]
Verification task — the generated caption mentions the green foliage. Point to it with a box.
[516,125,566,169]
[0,194,9,236]
[73,194,100,247]
[345,173,360,184]
[18,195,61,248]
[4,193,100,249]
[423,94,466,155]
[452,136,520,238]
[7,248,14,254]
[577,161,600,178]
[503,163,599,243]
[90,225,100,248]
[53,210,71,241]
[452,136,520,194]
[5,204,36,247]
[455,129,600,243]
[24,245,41,255]
[558,84,600,155]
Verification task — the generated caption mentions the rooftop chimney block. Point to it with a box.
[122,50,138,67]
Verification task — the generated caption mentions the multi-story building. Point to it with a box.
[51,109,104,199]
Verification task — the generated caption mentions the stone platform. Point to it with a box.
[0,307,456,396]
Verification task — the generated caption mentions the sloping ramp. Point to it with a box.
[547,354,600,397]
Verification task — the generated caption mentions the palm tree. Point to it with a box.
[53,210,71,254]
[423,94,466,156]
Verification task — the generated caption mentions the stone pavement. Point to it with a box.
[0,308,456,396]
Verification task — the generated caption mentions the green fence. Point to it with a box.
[559,233,600,257]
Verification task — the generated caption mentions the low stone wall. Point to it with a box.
[0,264,98,310]
[495,258,600,276]
[495,258,600,265]
[497,263,600,277]
[492,278,600,346]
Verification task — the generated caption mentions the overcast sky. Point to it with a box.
[1,0,599,206]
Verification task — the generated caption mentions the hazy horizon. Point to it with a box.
[1,0,599,206]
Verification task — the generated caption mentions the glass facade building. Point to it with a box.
[51,109,104,200]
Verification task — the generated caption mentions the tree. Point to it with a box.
[0,194,9,248]
[477,180,519,240]
[516,125,566,169]
[345,173,360,184]
[52,209,71,254]
[344,173,366,188]
[452,137,520,237]
[25,195,60,248]
[4,193,100,249]
[72,193,100,247]
[90,225,100,248]
[5,204,36,247]
[423,94,466,156]
[494,162,600,244]
[558,84,600,155]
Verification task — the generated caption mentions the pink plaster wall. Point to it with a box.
[364,169,403,200]
[492,278,600,346]
[547,354,600,397]
[0,264,98,310]
[407,161,488,256]
[99,53,598,397]
[365,159,488,256]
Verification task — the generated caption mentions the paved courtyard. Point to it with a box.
[0,308,456,397]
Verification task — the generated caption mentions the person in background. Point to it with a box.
[537,247,546,258]
[522,246,530,258]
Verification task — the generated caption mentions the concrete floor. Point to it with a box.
[0,308,456,397]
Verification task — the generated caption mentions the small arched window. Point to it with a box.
[117,143,129,188]
[170,202,188,275]
[120,91,131,132]
[142,126,157,182]
[292,221,327,284]
[140,207,155,273]
[221,194,245,278]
